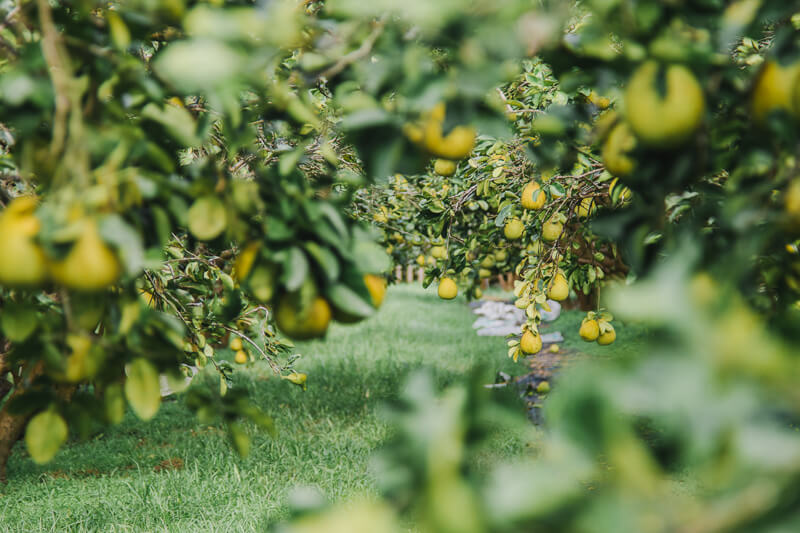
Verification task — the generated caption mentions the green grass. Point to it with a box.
[0,285,530,532]
[0,285,647,532]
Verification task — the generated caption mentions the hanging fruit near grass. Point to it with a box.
[520,329,542,354]
[275,293,332,340]
[597,321,616,345]
[548,271,569,301]
[579,316,600,342]
[438,277,458,300]
[364,274,387,308]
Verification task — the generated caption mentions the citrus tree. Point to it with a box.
[277,0,800,531]
[0,0,545,481]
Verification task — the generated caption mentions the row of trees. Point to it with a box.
[1,0,800,530]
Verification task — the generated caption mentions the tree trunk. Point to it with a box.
[0,387,32,483]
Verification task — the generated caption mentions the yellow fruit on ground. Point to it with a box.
[50,219,121,291]
[438,277,458,300]
[504,218,524,240]
[542,217,563,242]
[434,159,457,177]
[520,330,542,354]
[234,350,248,364]
[431,246,448,260]
[579,319,600,342]
[577,197,597,219]
[229,336,244,351]
[364,274,386,308]
[274,295,332,340]
[597,324,616,345]
[521,181,546,210]
[536,380,551,393]
[548,272,569,301]
[602,123,637,177]
[624,61,706,147]
[752,60,800,124]
[0,197,48,287]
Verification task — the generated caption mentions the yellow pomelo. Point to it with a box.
[520,330,542,354]
[579,319,600,342]
[548,272,569,301]
[542,217,563,242]
[752,60,800,124]
[577,197,597,219]
[597,324,616,345]
[431,246,448,259]
[0,197,48,287]
[229,336,243,351]
[275,295,332,340]
[50,219,121,291]
[438,278,458,300]
[521,181,545,210]
[504,218,524,240]
[434,159,457,177]
[364,274,387,308]
[602,123,637,177]
[624,61,705,147]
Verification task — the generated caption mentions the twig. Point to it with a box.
[319,16,387,81]
[36,0,73,158]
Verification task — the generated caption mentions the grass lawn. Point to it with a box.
[0,285,642,532]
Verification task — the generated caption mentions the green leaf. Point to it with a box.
[25,409,68,464]
[188,196,227,241]
[104,383,126,424]
[283,247,309,292]
[153,40,245,92]
[495,204,512,227]
[141,103,201,147]
[549,183,566,198]
[352,240,391,273]
[305,242,340,281]
[124,358,161,421]
[1,302,37,342]
[327,284,376,318]
[99,214,145,276]
[228,421,251,458]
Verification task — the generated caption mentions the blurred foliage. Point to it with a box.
[0,1,799,531]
